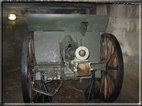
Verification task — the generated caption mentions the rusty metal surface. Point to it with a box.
[77,63,90,76]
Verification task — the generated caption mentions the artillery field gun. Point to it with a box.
[21,9,123,103]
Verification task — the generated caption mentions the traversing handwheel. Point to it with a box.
[21,36,52,103]
[98,33,124,102]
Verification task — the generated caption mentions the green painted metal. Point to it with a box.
[26,14,109,32]
[90,61,107,71]
[25,14,109,96]
[33,31,101,63]
[27,14,109,79]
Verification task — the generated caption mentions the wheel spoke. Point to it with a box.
[101,38,105,60]
[104,37,107,59]
[107,70,117,86]
[109,40,112,54]
[104,75,108,99]
[106,74,115,96]
[100,74,105,93]
[107,51,117,66]
[100,73,116,99]
[107,65,118,70]
[108,40,113,59]
[28,41,33,63]
[106,39,110,60]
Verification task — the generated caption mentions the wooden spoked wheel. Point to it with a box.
[21,36,52,103]
[98,33,124,102]
[21,36,35,102]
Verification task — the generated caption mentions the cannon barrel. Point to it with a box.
[67,46,89,60]
[67,47,77,57]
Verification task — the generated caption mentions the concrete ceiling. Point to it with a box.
[2,1,140,23]
[2,1,140,15]
[2,2,96,15]
[2,2,96,24]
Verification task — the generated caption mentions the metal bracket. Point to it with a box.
[84,70,96,102]
[32,80,64,97]
[90,61,106,71]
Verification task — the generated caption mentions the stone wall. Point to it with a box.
[95,4,139,102]
[2,16,29,71]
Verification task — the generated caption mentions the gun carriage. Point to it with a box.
[21,9,123,103]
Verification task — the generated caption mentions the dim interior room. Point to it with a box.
[1,0,141,104]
